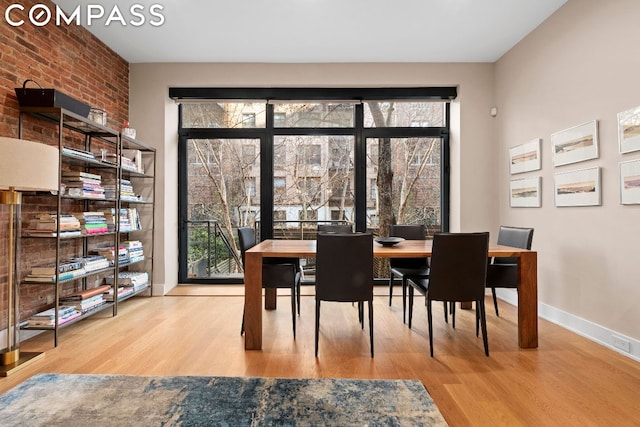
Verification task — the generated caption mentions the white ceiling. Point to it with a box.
[53,0,567,64]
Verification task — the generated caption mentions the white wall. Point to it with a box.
[495,0,640,355]
[129,62,497,294]
[129,2,640,359]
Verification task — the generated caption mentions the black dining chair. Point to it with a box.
[315,232,374,357]
[317,223,353,233]
[407,232,490,357]
[487,226,534,316]
[388,224,430,324]
[298,223,354,291]
[238,227,301,338]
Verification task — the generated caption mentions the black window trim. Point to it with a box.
[177,87,453,284]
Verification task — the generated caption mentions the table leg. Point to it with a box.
[244,251,262,350]
[265,289,277,310]
[518,251,538,348]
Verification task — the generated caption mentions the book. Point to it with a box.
[30,260,84,275]
[62,171,102,180]
[30,305,78,320]
[24,272,77,283]
[62,146,95,160]
[59,285,111,301]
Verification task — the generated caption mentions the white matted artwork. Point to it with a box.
[510,176,541,207]
[509,139,541,174]
[618,106,640,154]
[551,120,599,167]
[620,159,640,205]
[554,167,601,207]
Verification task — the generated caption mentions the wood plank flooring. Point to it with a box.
[3,290,639,426]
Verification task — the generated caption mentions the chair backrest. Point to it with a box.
[237,227,256,267]
[316,233,373,302]
[495,226,534,265]
[427,232,490,302]
[317,224,353,234]
[389,224,429,269]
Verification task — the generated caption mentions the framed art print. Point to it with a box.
[618,106,640,154]
[551,120,599,167]
[509,138,541,174]
[620,159,640,204]
[510,176,541,207]
[554,167,601,207]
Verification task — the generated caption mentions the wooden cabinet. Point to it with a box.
[17,107,155,346]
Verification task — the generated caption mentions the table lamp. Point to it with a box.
[0,136,58,376]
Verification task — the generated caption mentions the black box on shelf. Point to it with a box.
[15,83,91,118]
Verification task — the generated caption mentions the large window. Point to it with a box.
[175,87,454,283]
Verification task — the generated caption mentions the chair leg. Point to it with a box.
[297,281,301,316]
[408,286,414,328]
[451,302,456,329]
[358,302,364,329]
[443,301,448,323]
[240,307,245,336]
[315,299,320,357]
[402,277,407,324]
[475,305,480,337]
[290,288,296,339]
[369,300,374,358]
[388,274,394,306]
[492,288,500,317]
[427,299,434,357]
[479,299,489,356]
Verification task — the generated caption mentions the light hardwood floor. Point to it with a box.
[3,289,640,426]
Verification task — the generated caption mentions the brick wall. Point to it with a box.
[0,0,130,327]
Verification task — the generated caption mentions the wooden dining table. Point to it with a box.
[244,239,538,350]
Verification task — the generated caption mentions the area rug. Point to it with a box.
[0,373,448,426]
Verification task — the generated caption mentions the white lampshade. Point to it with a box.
[0,137,59,191]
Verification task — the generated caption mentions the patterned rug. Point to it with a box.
[0,374,448,426]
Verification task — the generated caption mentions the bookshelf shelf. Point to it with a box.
[115,285,149,303]
[18,107,155,347]
[22,266,117,285]
[21,302,115,331]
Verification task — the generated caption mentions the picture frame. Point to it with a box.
[620,159,640,205]
[554,167,601,207]
[617,106,640,154]
[509,138,541,174]
[510,176,541,207]
[551,120,598,167]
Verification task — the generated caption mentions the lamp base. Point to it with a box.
[0,351,45,377]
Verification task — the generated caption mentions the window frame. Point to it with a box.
[176,87,454,284]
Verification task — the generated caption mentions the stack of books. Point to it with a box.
[99,208,140,232]
[78,211,109,235]
[102,286,135,302]
[90,245,128,266]
[68,255,111,272]
[26,306,80,327]
[103,179,138,201]
[62,171,106,199]
[62,146,95,161]
[122,240,144,263]
[122,149,144,174]
[100,209,116,232]
[104,271,149,300]
[22,213,82,238]
[24,259,86,283]
[121,208,140,232]
[120,156,138,172]
[59,285,110,313]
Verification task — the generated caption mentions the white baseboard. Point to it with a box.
[156,282,172,295]
[496,289,640,362]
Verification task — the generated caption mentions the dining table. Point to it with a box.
[243,239,538,350]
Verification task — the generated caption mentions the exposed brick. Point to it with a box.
[0,0,130,323]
